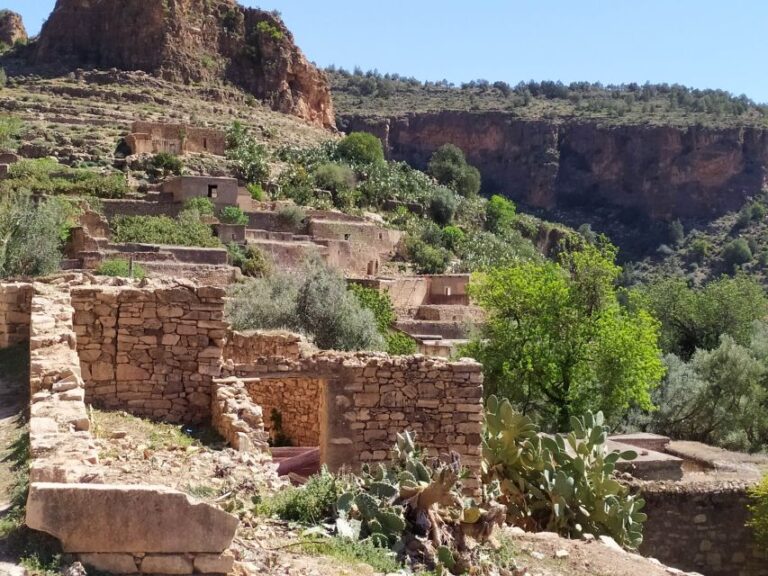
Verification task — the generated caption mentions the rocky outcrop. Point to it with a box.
[0,10,27,46]
[31,0,334,128]
[341,112,768,222]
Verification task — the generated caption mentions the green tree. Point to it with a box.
[428,144,481,197]
[464,244,664,430]
[639,275,768,359]
[485,195,516,233]
[218,206,248,225]
[428,186,458,226]
[336,132,385,165]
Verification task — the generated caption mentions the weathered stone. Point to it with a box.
[193,552,234,574]
[79,553,138,574]
[26,483,239,553]
[140,554,193,574]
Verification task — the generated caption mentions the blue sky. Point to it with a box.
[8,0,768,103]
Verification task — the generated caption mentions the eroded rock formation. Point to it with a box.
[0,10,27,46]
[32,0,334,128]
[341,112,768,222]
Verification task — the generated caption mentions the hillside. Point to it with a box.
[332,70,768,259]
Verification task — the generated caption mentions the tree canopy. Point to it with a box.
[463,243,664,430]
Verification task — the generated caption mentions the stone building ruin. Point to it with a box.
[0,277,485,574]
[124,121,226,156]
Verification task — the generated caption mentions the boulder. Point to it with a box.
[26,483,238,553]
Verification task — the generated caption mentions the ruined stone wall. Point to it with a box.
[307,219,402,271]
[0,282,33,348]
[211,380,269,452]
[128,122,226,156]
[640,482,768,576]
[245,377,323,447]
[71,284,227,423]
[223,330,308,364]
[222,352,484,493]
[427,275,471,305]
[102,199,182,220]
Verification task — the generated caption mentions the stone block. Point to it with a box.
[79,553,138,574]
[141,554,194,574]
[26,483,238,553]
[193,552,234,574]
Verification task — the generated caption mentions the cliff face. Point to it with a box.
[342,112,768,222]
[0,10,27,46]
[32,0,334,129]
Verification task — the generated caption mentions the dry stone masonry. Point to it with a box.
[72,283,227,424]
[0,283,33,348]
[14,279,240,575]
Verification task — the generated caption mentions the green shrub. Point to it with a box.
[95,259,146,279]
[0,68,6,88]
[0,159,129,198]
[722,238,753,271]
[748,474,768,546]
[227,243,270,277]
[226,273,300,332]
[485,195,516,233]
[226,121,269,184]
[349,284,416,355]
[385,331,417,355]
[405,236,451,274]
[298,537,400,574]
[0,193,72,278]
[150,152,183,176]
[0,114,21,151]
[441,225,466,252]
[314,163,357,209]
[689,238,711,263]
[277,165,314,206]
[454,229,537,273]
[218,205,248,225]
[276,205,306,231]
[428,186,458,226]
[247,183,265,201]
[183,197,215,216]
[112,210,220,248]
[257,468,340,524]
[227,259,385,351]
[336,132,385,165]
[256,20,284,41]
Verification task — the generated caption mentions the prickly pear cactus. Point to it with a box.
[483,395,646,549]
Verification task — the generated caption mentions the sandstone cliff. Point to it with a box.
[0,10,27,46]
[31,0,334,129]
[341,112,768,223]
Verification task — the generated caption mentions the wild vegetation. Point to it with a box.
[256,406,645,574]
[226,258,385,351]
[329,68,768,128]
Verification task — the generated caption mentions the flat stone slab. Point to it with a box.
[27,483,238,553]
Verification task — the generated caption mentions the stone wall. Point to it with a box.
[639,482,768,576]
[162,176,239,207]
[0,282,33,348]
[245,377,324,447]
[223,330,309,363]
[127,121,226,156]
[222,352,484,493]
[211,379,269,452]
[22,280,239,575]
[71,284,227,423]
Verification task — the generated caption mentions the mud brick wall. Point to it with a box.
[640,482,768,576]
[244,377,323,447]
[0,282,33,348]
[71,284,227,424]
